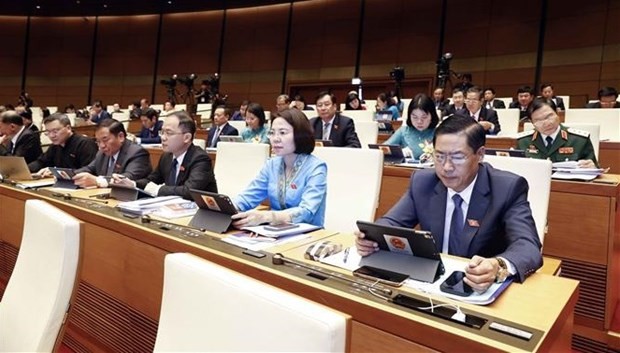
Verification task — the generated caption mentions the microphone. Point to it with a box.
[272,253,393,296]
[51,192,108,204]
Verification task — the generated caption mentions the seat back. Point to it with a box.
[558,95,570,109]
[312,147,383,232]
[154,253,349,352]
[227,120,247,133]
[196,103,212,115]
[562,122,600,159]
[342,110,375,122]
[497,97,514,107]
[483,155,551,243]
[565,108,620,140]
[0,200,81,352]
[495,109,520,136]
[354,121,379,147]
[213,142,270,198]
[192,139,206,150]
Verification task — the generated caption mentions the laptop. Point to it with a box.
[0,156,36,180]
[219,135,244,143]
[368,144,405,164]
[356,220,445,283]
[485,148,526,158]
[189,189,238,233]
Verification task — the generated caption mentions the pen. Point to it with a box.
[343,248,350,263]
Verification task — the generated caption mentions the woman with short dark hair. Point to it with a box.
[241,103,269,144]
[232,109,327,227]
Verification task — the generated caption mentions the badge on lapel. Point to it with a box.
[559,147,574,154]
[467,219,480,227]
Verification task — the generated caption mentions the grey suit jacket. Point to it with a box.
[76,140,152,180]
[377,163,542,282]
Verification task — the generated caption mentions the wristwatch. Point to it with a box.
[495,257,509,283]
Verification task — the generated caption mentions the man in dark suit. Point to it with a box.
[137,108,163,144]
[460,86,501,135]
[432,87,450,112]
[112,112,217,200]
[73,119,152,188]
[309,91,361,148]
[540,84,565,111]
[28,113,98,177]
[443,89,466,117]
[585,87,620,108]
[0,110,42,163]
[207,106,239,148]
[89,100,111,125]
[356,114,542,293]
[509,86,535,121]
[483,88,506,109]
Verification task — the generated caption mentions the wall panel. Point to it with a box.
[0,17,27,106]
[91,15,159,107]
[27,16,95,108]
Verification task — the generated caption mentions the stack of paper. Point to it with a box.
[551,161,605,181]
[222,231,311,251]
[117,196,196,218]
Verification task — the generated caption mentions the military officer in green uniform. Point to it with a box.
[517,99,597,168]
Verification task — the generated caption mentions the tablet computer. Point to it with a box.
[368,144,405,164]
[484,148,526,158]
[49,167,79,189]
[356,220,444,283]
[189,189,238,233]
[219,135,244,143]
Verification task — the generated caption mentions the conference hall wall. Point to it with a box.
[0,0,617,109]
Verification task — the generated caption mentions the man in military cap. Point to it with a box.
[517,99,597,168]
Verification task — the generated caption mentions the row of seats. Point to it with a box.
[1,200,349,352]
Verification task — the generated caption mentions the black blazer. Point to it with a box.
[551,96,565,110]
[585,101,620,108]
[458,107,501,135]
[136,144,217,200]
[434,99,450,111]
[443,104,465,117]
[75,140,152,180]
[309,114,361,148]
[485,100,506,109]
[206,123,239,147]
[0,128,42,164]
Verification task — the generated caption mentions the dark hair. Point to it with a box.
[97,118,126,136]
[246,102,266,128]
[452,88,464,95]
[483,87,496,95]
[465,86,484,100]
[170,111,196,139]
[64,104,76,112]
[345,93,362,110]
[433,113,485,153]
[141,108,159,121]
[1,111,24,126]
[293,94,307,109]
[406,94,439,130]
[43,112,71,127]
[273,108,314,154]
[540,83,554,92]
[165,100,176,108]
[215,105,232,118]
[517,86,535,95]
[315,91,337,105]
[19,108,32,120]
[277,94,291,104]
[528,98,557,115]
[92,100,104,108]
[240,100,250,106]
[598,86,618,99]
[377,93,394,107]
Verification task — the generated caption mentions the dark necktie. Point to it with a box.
[106,157,116,176]
[7,141,14,155]
[167,158,178,186]
[545,136,553,147]
[448,194,466,257]
[322,123,331,141]
[211,127,221,147]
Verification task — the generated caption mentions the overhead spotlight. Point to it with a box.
[167,0,172,4]
[103,4,108,8]
[35,5,41,9]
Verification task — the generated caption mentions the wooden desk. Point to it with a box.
[378,166,620,350]
[0,185,577,352]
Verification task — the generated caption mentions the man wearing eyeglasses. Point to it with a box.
[72,119,152,188]
[309,91,361,148]
[460,86,500,135]
[517,99,597,168]
[355,114,543,293]
[112,111,217,200]
[28,113,98,177]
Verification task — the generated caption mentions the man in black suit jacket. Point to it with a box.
[585,87,620,108]
[89,100,111,125]
[461,87,501,135]
[73,119,152,188]
[0,111,42,163]
[540,84,565,111]
[509,85,535,121]
[112,112,217,200]
[443,89,466,118]
[483,88,506,109]
[207,106,239,148]
[137,108,163,144]
[432,87,450,112]
[309,91,361,148]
